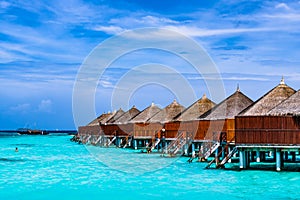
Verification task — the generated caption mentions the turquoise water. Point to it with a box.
[0,135,300,200]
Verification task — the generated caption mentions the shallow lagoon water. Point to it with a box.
[0,135,299,200]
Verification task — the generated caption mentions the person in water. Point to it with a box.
[15,147,18,152]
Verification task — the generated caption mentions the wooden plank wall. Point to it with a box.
[235,116,300,145]
[117,124,134,136]
[78,125,100,135]
[226,119,235,142]
[133,123,163,138]
[198,120,227,141]
[164,120,231,141]
[100,124,118,136]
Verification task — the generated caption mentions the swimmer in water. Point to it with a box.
[15,147,18,152]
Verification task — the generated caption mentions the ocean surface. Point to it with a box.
[0,134,299,200]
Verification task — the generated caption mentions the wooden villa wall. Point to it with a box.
[235,116,300,145]
[100,124,134,136]
[226,119,235,142]
[100,124,119,136]
[164,119,235,141]
[117,124,134,136]
[199,120,224,141]
[133,123,163,138]
[78,125,100,136]
[164,121,205,140]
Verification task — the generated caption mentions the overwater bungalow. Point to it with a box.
[98,107,143,147]
[161,94,215,156]
[163,94,215,139]
[78,112,114,144]
[197,87,253,164]
[129,102,161,137]
[235,78,298,171]
[78,112,112,135]
[139,100,186,152]
[99,108,125,138]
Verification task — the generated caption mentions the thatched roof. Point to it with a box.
[113,106,141,124]
[239,78,296,116]
[200,88,253,120]
[129,103,161,123]
[147,100,185,123]
[87,112,113,126]
[87,118,100,126]
[267,89,300,116]
[105,108,125,124]
[174,94,216,121]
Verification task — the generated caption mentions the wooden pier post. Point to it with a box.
[249,151,254,162]
[228,146,232,163]
[291,152,296,162]
[239,150,247,169]
[184,144,188,156]
[215,147,219,165]
[276,149,282,171]
[284,151,289,161]
[133,139,137,150]
[221,146,225,160]
[145,140,148,148]
[116,137,120,147]
[261,151,266,162]
[246,151,250,168]
[191,143,195,158]
[256,151,261,162]
[281,151,284,169]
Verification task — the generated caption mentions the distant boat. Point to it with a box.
[17,128,49,135]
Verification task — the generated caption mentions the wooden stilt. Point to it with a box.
[191,143,195,158]
[256,151,261,162]
[215,148,219,165]
[239,150,245,169]
[276,149,282,172]
[292,152,296,162]
[221,146,225,160]
[284,151,289,161]
[133,139,137,150]
[246,151,250,168]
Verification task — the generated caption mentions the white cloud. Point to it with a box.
[164,26,275,37]
[140,15,179,26]
[99,80,115,88]
[38,99,53,113]
[109,15,180,28]
[275,3,290,10]
[92,25,125,34]
[263,13,300,21]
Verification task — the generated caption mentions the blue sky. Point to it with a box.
[0,0,300,129]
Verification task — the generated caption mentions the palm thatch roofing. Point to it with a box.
[87,112,113,126]
[267,89,300,116]
[147,100,185,123]
[105,108,125,124]
[113,106,141,124]
[200,88,253,120]
[239,78,296,116]
[129,103,161,123]
[174,94,216,121]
